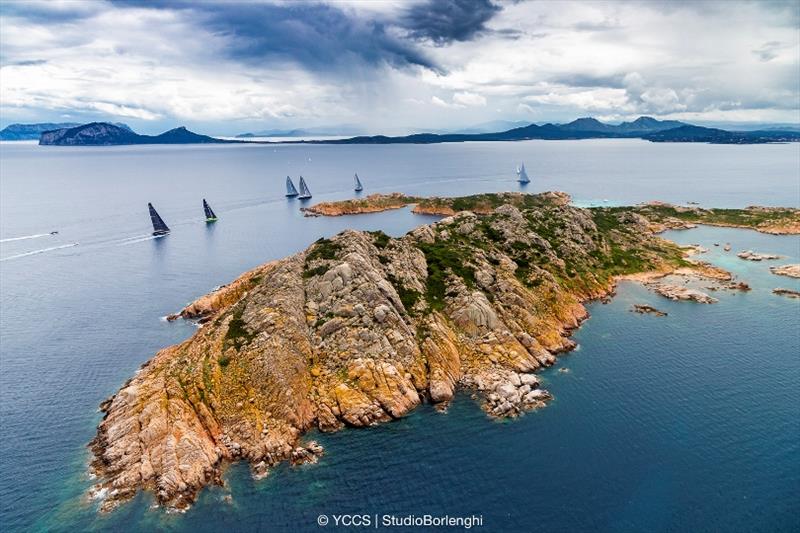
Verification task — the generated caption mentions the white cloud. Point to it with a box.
[452,91,486,107]
[0,0,797,132]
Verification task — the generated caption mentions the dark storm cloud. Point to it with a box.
[551,73,625,89]
[0,0,102,23]
[1,58,48,67]
[401,0,501,45]
[752,41,784,62]
[108,0,439,72]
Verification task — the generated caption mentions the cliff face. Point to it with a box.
[90,194,691,511]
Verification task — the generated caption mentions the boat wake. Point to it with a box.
[0,243,79,262]
[116,234,167,246]
[0,233,55,243]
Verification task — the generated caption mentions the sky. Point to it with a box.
[1,0,798,135]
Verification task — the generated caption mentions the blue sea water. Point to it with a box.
[0,139,798,532]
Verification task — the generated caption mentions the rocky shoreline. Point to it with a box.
[302,194,800,235]
[88,191,771,513]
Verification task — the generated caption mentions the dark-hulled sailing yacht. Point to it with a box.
[286,176,299,197]
[516,163,530,184]
[203,199,218,222]
[148,203,170,236]
[354,173,363,192]
[298,176,312,199]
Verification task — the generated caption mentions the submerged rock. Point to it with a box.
[772,288,800,299]
[631,304,667,316]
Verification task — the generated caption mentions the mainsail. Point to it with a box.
[286,176,299,197]
[203,199,217,222]
[517,163,530,184]
[354,173,363,192]
[298,176,312,199]
[148,203,170,235]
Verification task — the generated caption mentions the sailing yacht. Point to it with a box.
[203,199,218,222]
[516,163,530,184]
[148,203,170,236]
[285,176,299,197]
[354,173,363,192]
[298,176,312,199]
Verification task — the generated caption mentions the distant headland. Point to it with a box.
[0,122,131,141]
[12,116,800,146]
[37,122,229,146]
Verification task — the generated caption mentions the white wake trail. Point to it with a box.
[0,243,79,262]
[115,234,167,246]
[0,233,54,243]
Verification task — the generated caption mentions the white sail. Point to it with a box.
[517,163,530,183]
[354,173,363,192]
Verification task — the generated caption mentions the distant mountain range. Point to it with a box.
[236,125,364,138]
[20,116,800,146]
[0,122,131,140]
[318,116,800,144]
[38,123,226,146]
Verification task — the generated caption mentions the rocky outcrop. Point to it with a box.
[738,250,783,261]
[770,264,800,279]
[629,202,800,235]
[88,193,725,512]
[647,283,718,303]
[304,191,572,218]
[302,193,419,217]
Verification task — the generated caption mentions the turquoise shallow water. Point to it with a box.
[1,140,798,532]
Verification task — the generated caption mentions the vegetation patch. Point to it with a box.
[224,305,257,350]
[303,265,329,279]
[369,230,391,249]
[306,238,342,262]
[417,240,476,311]
[387,273,421,314]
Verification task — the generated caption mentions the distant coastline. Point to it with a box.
[13,116,800,146]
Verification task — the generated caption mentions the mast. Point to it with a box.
[298,176,312,199]
[203,199,217,222]
[148,203,170,235]
[354,173,363,192]
[286,176,299,197]
[517,163,530,184]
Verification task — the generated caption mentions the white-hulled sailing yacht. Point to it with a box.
[516,163,530,184]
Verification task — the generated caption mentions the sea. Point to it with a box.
[0,139,798,532]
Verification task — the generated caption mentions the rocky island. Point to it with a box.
[90,191,775,512]
[770,264,800,278]
[304,193,800,235]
